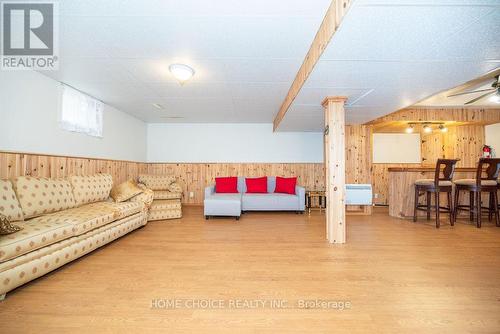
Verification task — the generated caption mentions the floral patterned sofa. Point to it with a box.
[0,174,152,300]
[137,174,182,221]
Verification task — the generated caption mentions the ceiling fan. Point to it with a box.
[447,75,500,105]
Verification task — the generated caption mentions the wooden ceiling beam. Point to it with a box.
[366,107,500,126]
[272,0,353,131]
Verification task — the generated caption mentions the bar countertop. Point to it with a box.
[388,167,479,219]
[388,167,477,172]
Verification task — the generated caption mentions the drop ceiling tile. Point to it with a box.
[294,87,371,106]
[229,82,290,100]
[148,82,231,98]
[223,58,302,82]
[322,4,493,61]
[59,16,110,58]
[71,82,158,102]
[42,58,137,84]
[425,9,500,61]
[355,0,500,5]
[232,98,282,114]
[117,58,228,84]
[99,15,322,59]
[60,0,331,18]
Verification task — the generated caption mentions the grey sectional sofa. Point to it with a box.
[204,177,305,219]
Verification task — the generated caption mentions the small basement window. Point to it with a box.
[60,84,103,137]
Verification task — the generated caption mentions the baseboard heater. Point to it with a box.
[345,184,373,205]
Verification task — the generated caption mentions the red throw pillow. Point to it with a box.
[275,176,297,195]
[215,177,238,193]
[246,177,267,193]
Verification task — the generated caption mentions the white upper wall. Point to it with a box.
[486,123,500,157]
[0,71,147,161]
[147,123,323,163]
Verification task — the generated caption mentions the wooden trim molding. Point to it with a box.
[273,0,353,131]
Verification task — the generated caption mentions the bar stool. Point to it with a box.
[453,158,500,228]
[413,159,459,228]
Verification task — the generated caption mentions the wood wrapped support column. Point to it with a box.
[323,97,347,244]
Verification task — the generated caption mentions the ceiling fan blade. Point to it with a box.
[448,88,495,97]
[465,91,495,105]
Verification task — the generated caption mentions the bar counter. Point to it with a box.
[388,167,478,219]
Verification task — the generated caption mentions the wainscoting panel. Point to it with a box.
[145,163,325,204]
[0,151,146,184]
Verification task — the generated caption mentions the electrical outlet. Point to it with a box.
[189,191,194,198]
[374,193,379,199]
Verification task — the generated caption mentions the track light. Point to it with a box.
[439,124,448,133]
[423,124,432,134]
[405,124,414,134]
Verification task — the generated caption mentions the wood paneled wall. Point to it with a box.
[144,163,324,204]
[144,125,371,207]
[0,152,325,205]
[367,107,496,205]
[0,152,146,184]
[0,120,483,207]
[372,124,486,205]
[0,125,373,207]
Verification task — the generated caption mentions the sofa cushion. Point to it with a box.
[215,177,238,193]
[153,190,182,200]
[148,208,182,221]
[245,177,268,193]
[69,174,113,206]
[168,182,182,193]
[0,218,74,262]
[242,193,299,211]
[415,179,453,186]
[138,175,176,191]
[21,201,143,238]
[150,199,182,211]
[33,202,117,236]
[204,194,242,217]
[454,179,498,186]
[0,212,146,274]
[14,176,76,219]
[0,180,24,222]
[110,180,143,202]
[275,176,297,195]
[99,201,143,220]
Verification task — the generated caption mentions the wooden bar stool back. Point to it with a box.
[413,159,459,228]
[453,158,500,228]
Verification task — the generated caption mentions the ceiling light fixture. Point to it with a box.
[169,63,195,85]
[423,124,432,134]
[405,124,414,134]
[439,124,448,133]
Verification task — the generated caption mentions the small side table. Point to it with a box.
[306,190,326,215]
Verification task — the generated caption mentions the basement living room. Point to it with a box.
[1,0,500,333]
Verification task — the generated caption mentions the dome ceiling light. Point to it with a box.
[169,64,195,85]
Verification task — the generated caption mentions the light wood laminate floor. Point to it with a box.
[1,207,499,333]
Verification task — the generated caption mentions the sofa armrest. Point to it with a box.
[296,186,306,211]
[168,181,182,193]
[205,185,215,199]
[129,188,154,212]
